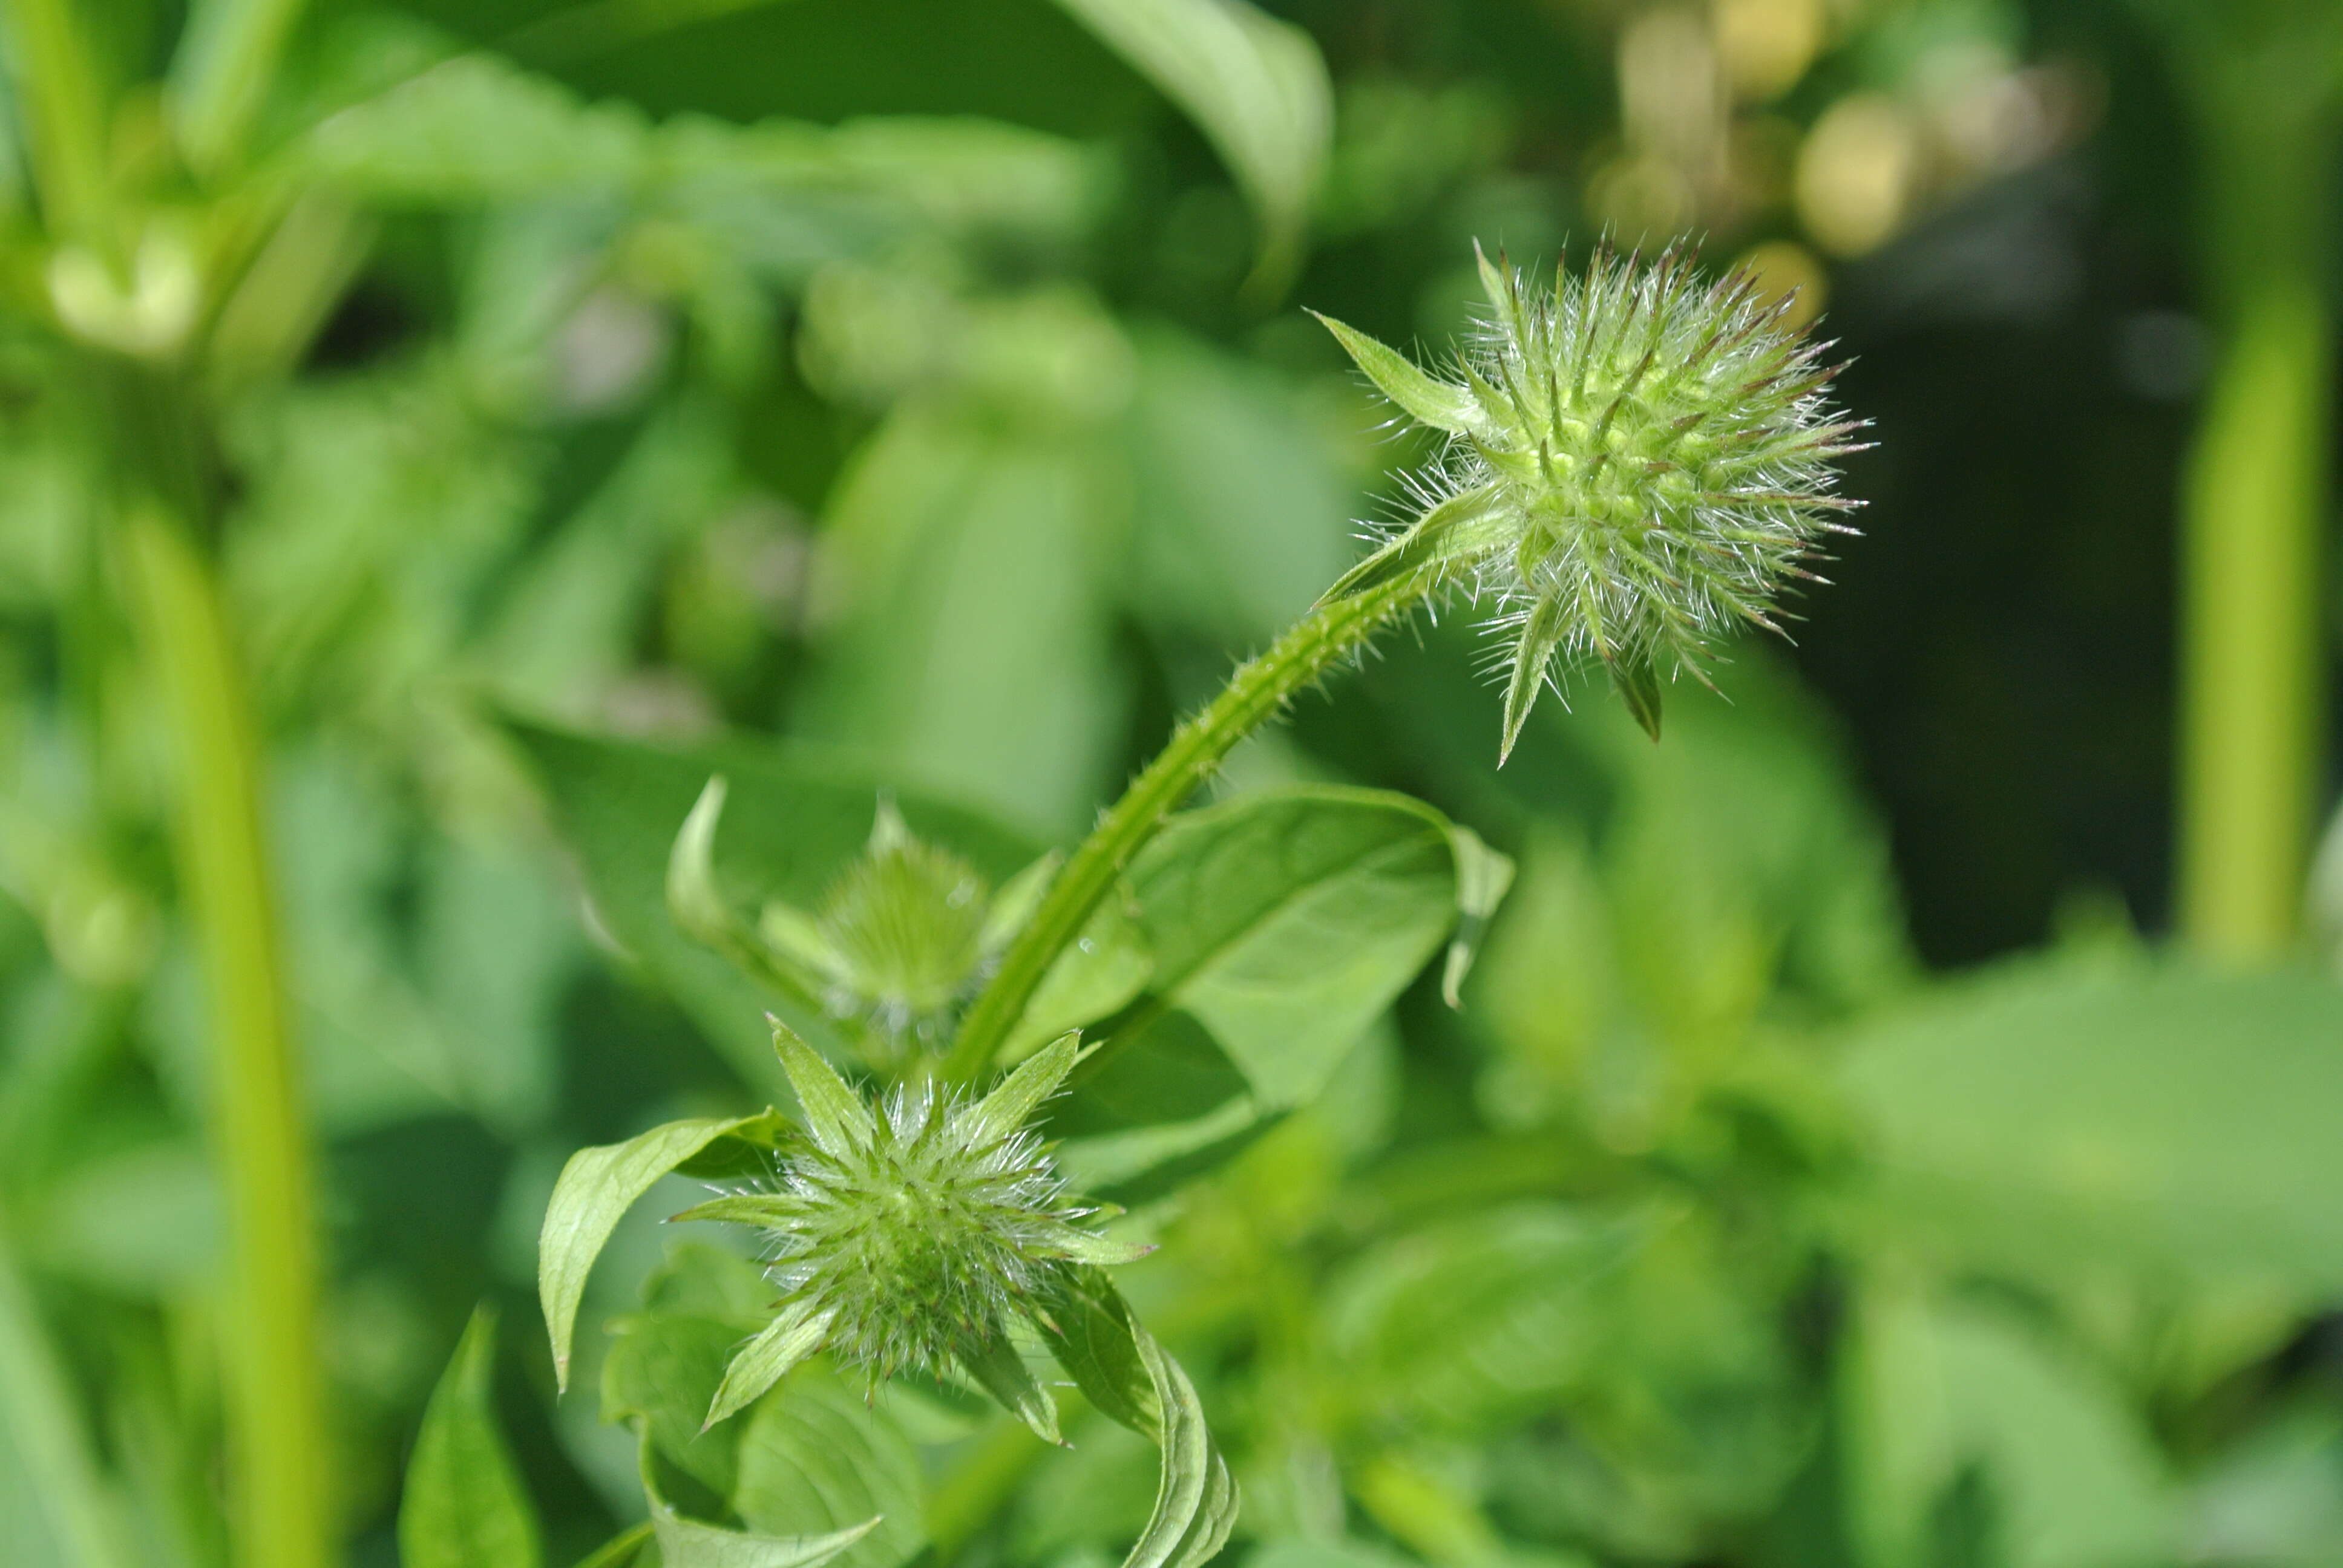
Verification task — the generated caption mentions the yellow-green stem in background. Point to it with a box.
[127,508,329,1568]
[2175,78,2340,959]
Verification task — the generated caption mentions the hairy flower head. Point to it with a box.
[674,1024,1144,1435]
[1314,243,1863,751]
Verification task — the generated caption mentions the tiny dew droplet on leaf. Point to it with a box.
[1314,241,1866,752]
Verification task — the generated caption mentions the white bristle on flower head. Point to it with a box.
[1313,241,1866,752]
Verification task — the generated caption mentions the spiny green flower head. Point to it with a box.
[1313,243,1865,753]
[674,1024,1145,1437]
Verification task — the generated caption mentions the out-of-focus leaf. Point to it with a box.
[400,1308,543,1568]
[1248,1539,1418,1568]
[733,1366,925,1568]
[539,1112,787,1391]
[297,53,650,198]
[2182,1410,2343,1566]
[168,0,309,174]
[30,1139,220,1296]
[1840,1281,2171,1568]
[510,722,1033,1082]
[799,400,1127,839]
[294,50,1104,245]
[1121,327,1352,644]
[1840,953,2343,1291]
[1049,0,1329,279]
[0,1211,126,1568]
[1322,1201,1640,1432]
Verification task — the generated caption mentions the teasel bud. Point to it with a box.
[1312,243,1865,752]
[758,802,1045,1062]
[672,1024,1147,1438]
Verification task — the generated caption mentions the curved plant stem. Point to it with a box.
[126,507,329,1568]
[941,567,1439,1083]
[2171,43,2342,959]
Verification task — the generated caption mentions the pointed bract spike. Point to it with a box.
[1310,311,1480,435]
[666,776,733,946]
[704,1300,834,1429]
[669,1193,807,1227]
[956,1031,1086,1150]
[868,797,911,853]
[957,1327,1064,1445]
[1499,596,1572,765]
[770,1018,874,1156]
[1026,1219,1156,1266]
[1317,484,1506,604]
[1609,655,1665,741]
[1475,241,1524,339]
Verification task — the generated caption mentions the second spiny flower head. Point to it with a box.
[1315,244,1864,753]
[673,1024,1145,1437]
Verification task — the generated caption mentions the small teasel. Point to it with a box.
[671,1022,1147,1437]
[761,802,1047,1059]
[1312,242,1864,751]
[673,782,1050,1070]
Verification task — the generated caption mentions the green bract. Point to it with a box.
[1315,244,1863,750]
[673,1025,1147,1432]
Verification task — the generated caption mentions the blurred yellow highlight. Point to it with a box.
[1732,239,1828,330]
[1712,0,1824,103]
[1796,93,1917,256]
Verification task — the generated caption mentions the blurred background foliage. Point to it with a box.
[3,0,2343,1566]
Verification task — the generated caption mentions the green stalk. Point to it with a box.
[0,0,112,246]
[941,568,1438,1083]
[0,1204,129,1568]
[2174,57,2341,959]
[126,506,329,1568]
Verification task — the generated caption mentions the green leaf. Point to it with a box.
[539,1114,785,1391]
[1128,787,1507,1108]
[400,1308,543,1568]
[1012,891,1154,1056]
[644,1438,881,1568]
[794,403,1126,839]
[603,1307,754,1501]
[1322,1203,1642,1432]
[1052,0,1329,283]
[295,53,651,200]
[733,1366,925,1568]
[168,0,308,174]
[1247,1541,1418,1568]
[1839,953,2343,1291]
[1840,1280,2171,1568]
[1122,326,1354,644]
[1309,314,1481,436]
[0,1209,129,1568]
[510,722,1034,1088]
[1440,822,1515,1007]
[569,1523,655,1568]
[1041,1271,1237,1568]
[706,1301,839,1431]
